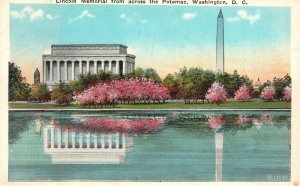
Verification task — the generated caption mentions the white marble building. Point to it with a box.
[42,44,136,90]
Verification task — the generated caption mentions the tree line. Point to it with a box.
[8,62,291,105]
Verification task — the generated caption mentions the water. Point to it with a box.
[9,110,291,181]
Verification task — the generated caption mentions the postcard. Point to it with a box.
[1,0,300,185]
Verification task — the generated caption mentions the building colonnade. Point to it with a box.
[43,60,135,82]
[44,125,127,150]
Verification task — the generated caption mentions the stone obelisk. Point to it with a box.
[216,9,224,73]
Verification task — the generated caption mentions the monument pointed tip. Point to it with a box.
[218,9,223,18]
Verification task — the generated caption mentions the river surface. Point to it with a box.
[9,110,290,181]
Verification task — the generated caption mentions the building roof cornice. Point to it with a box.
[51,44,128,48]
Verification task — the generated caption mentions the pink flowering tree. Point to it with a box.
[234,85,251,101]
[260,86,276,101]
[75,78,171,107]
[205,82,227,105]
[283,85,291,101]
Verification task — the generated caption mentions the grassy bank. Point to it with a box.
[9,100,291,109]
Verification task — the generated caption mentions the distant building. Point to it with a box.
[42,44,136,90]
[254,78,262,89]
[34,68,40,85]
[216,9,224,73]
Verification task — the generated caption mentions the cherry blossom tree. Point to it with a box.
[205,82,227,104]
[76,78,170,107]
[283,85,291,101]
[260,86,276,101]
[234,85,251,101]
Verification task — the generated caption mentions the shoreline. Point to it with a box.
[9,108,291,111]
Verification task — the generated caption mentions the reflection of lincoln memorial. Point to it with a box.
[43,124,133,164]
[40,116,224,181]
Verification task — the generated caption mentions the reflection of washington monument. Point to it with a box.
[215,132,223,182]
[43,124,133,164]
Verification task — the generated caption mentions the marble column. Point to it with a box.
[57,61,60,82]
[50,127,54,148]
[72,130,76,149]
[57,128,61,148]
[94,133,98,148]
[86,132,90,148]
[116,133,119,149]
[65,61,68,81]
[43,61,46,82]
[71,61,75,80]
[79,61,82,75]
[122,61,126,74]
[116,61,119,75]
[79,130,83,148]
[101,133,105,148]
[108,134,112,148]
[43,126,48,149]
[122,133,126,149]
[94,61,97,74]
[87,61,90,74]
[108,61,112,74]
[64,128,69,148]
[50,61,53,81]
[101,61,104,72]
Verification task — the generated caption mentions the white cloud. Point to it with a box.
[30,9,44,21]
[69,10,95,23]
[226,10,261,24]
[119,14,127,19]
[46,14,60,20]
[46,14,54,19]
[182,13,197,20]
[119,13,147,24]
[140,19,148,24]
[11,11,25,19]
[10,6,60,21]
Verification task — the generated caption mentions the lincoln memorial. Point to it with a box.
[42,44,136,90]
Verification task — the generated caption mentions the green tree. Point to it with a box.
[175,67,216,103]
[9,62,31,101]
[163,74,180,98]
[273,74,291,100]
[216,70,253,98]
[133,67,145,77]
[131,67,162,83]
[29,83,51,102]
[51,83,73,105]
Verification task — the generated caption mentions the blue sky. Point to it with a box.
[10,4,290,83]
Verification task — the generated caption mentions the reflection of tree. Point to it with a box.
[167,112,290,136]
[167,114,212,137]
[50,118,166,134]
[234,115,253,130]
[207,115,225,133]
[260,114,275,125]
[9,113,34,144]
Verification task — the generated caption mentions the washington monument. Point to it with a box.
[216,9,224,73]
